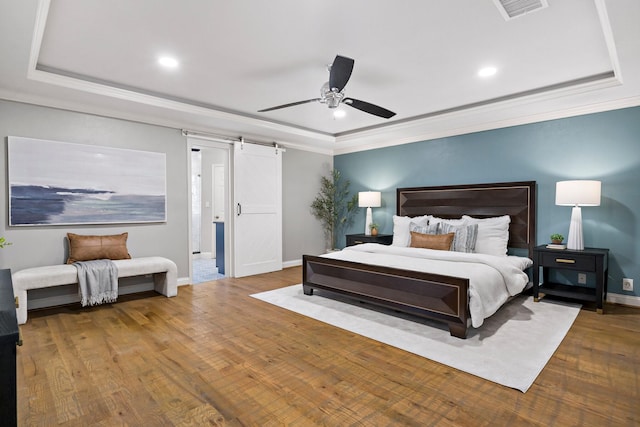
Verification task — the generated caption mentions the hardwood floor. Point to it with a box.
[17,266,640,426]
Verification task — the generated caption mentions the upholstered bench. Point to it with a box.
[12,256,178,324]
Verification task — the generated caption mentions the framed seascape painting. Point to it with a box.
[8,136,167,226]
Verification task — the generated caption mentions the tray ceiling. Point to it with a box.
[0,0,638,153]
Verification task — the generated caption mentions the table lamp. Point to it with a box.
[555,180,601,250]
[358,191,381,235]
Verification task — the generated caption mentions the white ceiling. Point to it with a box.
[0,0,639,154]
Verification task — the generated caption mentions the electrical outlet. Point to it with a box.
[578,273,587,284]
[622,278,633,292]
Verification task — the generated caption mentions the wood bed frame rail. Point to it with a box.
[303,255,469,338]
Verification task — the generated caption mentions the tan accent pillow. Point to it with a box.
[67,232,131,264]
[410,231,455,251]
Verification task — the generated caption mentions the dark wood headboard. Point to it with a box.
[397,181,536,257]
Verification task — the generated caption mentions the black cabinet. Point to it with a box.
[533,245,609,313]
[0,269,19,425]
[346,234,393,247]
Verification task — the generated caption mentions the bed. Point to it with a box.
[302,181,536,338]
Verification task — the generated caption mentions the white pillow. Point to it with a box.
[392,215,430,247]
[462,215,510,256]
[429,216,466,227]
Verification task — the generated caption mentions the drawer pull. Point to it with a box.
[555,258,576,264]
[353,240,364,244]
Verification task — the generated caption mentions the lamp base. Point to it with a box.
[566,206,584,250]
[364,207,372,235]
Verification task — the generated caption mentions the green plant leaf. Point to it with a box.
[310,169,360,250]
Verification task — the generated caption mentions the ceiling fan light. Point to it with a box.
[327,97,341,108]
[320,81,343,108]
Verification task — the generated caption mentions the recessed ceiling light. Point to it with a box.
[333,109,346,119]
[158,56,179,69]
[478,66,497,77]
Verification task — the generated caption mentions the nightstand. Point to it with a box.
[346,233,393,246]
[532,245,609,314]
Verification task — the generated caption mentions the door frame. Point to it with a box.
[212,163,226,258]
[186,138,234,281]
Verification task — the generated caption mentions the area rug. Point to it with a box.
[251,284,581,392]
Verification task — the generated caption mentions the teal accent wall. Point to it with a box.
[335,106,640,297]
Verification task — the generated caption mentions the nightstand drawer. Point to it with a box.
[540,252,596,271]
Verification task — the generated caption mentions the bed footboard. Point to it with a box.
[302,255,470,338]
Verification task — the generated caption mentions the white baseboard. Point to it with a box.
[606,293,640,308]
[178,277,191,286]
[283,259,302,269]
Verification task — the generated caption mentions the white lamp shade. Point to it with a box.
[555,180,601,206]
[358,191,381,208]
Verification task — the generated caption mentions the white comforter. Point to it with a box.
[321,243,532,328]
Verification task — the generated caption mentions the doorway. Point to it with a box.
[189,142,229,283]
[187,135,284,282]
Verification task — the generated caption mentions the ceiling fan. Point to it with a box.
[258,55,396,119]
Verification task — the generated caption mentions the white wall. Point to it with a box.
[0,99,331,277]
[0,100,189,274]
[283,149,333,262]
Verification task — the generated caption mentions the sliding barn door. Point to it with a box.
[233,142,282,277]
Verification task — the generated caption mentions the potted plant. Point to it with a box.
[550,233,564,244]
[369,222,379,236]
[311,169,359,251]
[0,237,11,249]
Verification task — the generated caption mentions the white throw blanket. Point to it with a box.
[74,259,119,307]
[321,244,532,328]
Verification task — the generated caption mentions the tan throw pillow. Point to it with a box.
[67,232,132,264]
[410,231,455,251]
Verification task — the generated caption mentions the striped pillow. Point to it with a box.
[439,222,478,253]
[409,222,439,235]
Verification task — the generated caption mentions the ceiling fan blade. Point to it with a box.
[258,98,320,112]
[329,55,354,92]
[343,98,396,119]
